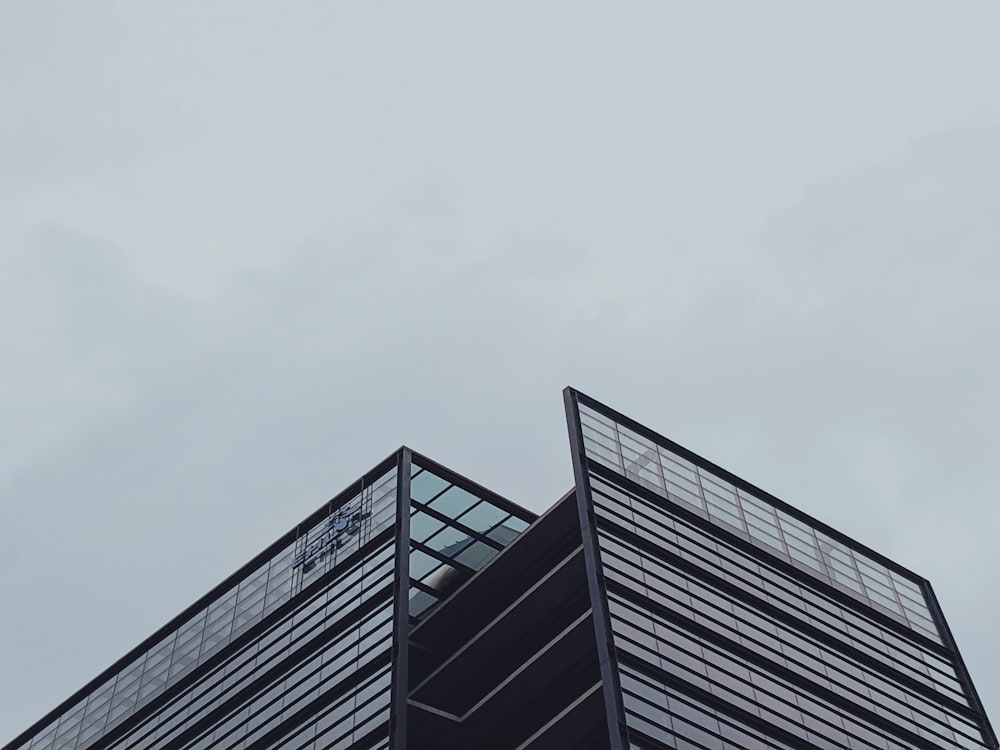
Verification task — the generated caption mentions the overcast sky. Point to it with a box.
[2,1,998,741]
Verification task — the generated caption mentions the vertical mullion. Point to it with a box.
[390,448,411,750]
[922,580,997,749]
[564,388,629,750]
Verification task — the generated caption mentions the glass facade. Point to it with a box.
[5,391,993,750]
[407,458,531,621]
[13,465,399,750]
[579,404,937,640]
[7,449,536,750]
[571,395,995,750]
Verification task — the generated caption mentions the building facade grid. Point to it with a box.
[567,390,995,750]
[5,389,995,750]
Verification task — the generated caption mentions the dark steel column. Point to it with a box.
[922,580,998,749]
[563,387,629,750]
[390,448,412,750]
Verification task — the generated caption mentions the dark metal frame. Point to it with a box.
[593,491,973,712]
[924,579,999,748]
[407,501,519,561]
[567,386,998,749]
[409,449,537,524]
[9,390,994,750]
[7,440,538,750]
[4,451,402,750]
[588,456,951,656]
[390,447,536,749]
[390,448,412,750]
[572,389,925,585]
[563,387,630,750]
[62,532,397,750]
[602,536,951,749]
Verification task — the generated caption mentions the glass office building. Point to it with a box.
[566,390,996,750]
[5,390,995,750]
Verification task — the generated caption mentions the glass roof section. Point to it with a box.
[407,461,532,622]
[578,403,941,643]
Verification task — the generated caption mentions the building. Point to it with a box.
[5,389,996,750]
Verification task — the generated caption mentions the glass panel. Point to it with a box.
[409,470,449,503]
[579,402,941,642]
[487,521,522,545]
[590,475,975,724]
[454,541,499,570]
[422,526,475,558]
[409,549,441,580]
[456,501,508,533]
[409,588,438,618]
[426,486,479,519]
[7,467,398,750]
[409,511,446,543]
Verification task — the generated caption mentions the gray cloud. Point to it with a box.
[2,1,999,739]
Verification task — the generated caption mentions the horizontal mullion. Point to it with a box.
[589,468,954,662]
[409,541,479,575]
[606,587,968,750]
[108,547,396,750]
[595,520,975,722]
[409,502,508,552]
[602,557,979,745]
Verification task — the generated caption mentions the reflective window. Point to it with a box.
[409,549,442,580]
[409,511,446,543]
[406,464,534,624]
[456,501,508,533]
[409,469,449,503]
[487,517,528,545]
[579,403,941,642]
[426,485,480,519]
[587,466,990,749]
[422,525,475,558]
[12,468,398,750]
[454,541,499,569]
[589,474,968,704]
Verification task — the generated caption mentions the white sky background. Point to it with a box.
[1,0,999,739]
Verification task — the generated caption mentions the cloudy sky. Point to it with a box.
[1,1,998,740]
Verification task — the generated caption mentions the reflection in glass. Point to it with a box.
[455,541,499,570]
[409,550,441,580]
[409,588,438,618]
[426,485,480,519]
[410,470,449,504]
[579,404,940,641]
[456,502,507,533]
[487,522,523,546]
[423,526,475,558]
[409,511,446,543]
